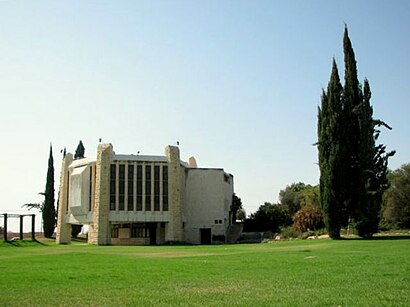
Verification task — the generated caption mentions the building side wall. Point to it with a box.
[183,169,233,244]
[89,144,112,245]
[56,153,73,244]
[165,146,183,242]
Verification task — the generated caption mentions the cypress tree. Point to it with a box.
[74,140,85,159]
[318,26,395,238]
[342,26,363,225]
[43,144,56,238]
[318,59,343,239]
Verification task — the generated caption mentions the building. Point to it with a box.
[56,144,235,245]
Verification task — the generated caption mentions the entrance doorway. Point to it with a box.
[200,228,212,245]
[149,223,157,245]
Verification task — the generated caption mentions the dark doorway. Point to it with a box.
[149,223,157,245]
[200,228,212,245]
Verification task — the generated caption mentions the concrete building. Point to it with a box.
[56,144,235,245]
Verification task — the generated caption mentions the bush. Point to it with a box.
[293,206,324,233]
[280,226,300,239]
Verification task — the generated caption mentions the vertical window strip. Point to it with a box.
[137,164,143,211]
[110,164,116,211]
[154,165,160,211]
[128,164,134,211]
[145,165,151,211]
[119,164,125,211]
[162,166,168,211]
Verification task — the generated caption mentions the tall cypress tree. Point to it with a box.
[342,26,363,225]
[318,26,394,238]
[43,144,56,238]
[318,59,343,239]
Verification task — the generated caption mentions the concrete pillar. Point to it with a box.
[56,153,73,244]
[19,216,24,240]
[3,214,7,241]
[31,214,35,241]
[90,143,113,245]
[165,146,183,242]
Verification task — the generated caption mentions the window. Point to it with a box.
[136,164,142,211]
[89,165,92,211]
[162,166,168,211]
[128,165,134,211]
[154,165,160,211]
[110,164,116,211]
[145,165,151,211]
[131,223,149,238]
[111,225,119,238]
[119,164,125,211]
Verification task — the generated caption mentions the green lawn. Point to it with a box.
[1,237,409,306]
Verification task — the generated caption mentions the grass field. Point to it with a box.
[1,237,409,306]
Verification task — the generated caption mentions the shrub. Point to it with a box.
[280,226,300,239]
[293,206,324,233]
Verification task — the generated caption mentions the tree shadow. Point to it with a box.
[341,235,410,241]
[1,239,47,247]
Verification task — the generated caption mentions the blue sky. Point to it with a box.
[1,1,409,231]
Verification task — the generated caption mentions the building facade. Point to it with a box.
[56,144,234,245]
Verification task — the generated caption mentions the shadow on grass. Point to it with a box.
[0,239,48,247]
[342,235,410,241]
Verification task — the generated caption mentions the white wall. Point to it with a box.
[183,169,233,244]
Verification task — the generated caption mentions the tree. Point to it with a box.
[43,145,56,238]
[279,182,308,216]
[318,59,344,239]
[231,193,243,224]
[382,164,410,229]
[74,140,85,159]
[243,202,292,233]
[318,26,394,238]
[236,208,246,222]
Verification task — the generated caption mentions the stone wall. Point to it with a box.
[89,143,112,245]
[165,146,183,242]
[56,153,73,244]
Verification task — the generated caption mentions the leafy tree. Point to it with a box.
[43,145,56,238]
[279,182,308,216]
[244,203,292,233]
[300,185,320,208]
[382,164,410,229]
[231,193,243,224]
[293,206,324,233]
[74,140,85,159]
[236,208,246,222]
[279,182,320,217]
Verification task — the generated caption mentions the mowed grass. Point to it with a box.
[1,238,409,306]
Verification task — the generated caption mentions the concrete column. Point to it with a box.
[90,143,113,245]
[31,214,35,241]
[165,146,183,242]
[56,153,73,244]
[19,216,24,240]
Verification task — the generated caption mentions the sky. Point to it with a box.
[1,1,409,232]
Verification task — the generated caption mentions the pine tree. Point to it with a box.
[43,144,56,238]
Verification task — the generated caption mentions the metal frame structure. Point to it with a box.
[1,213,36,241]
